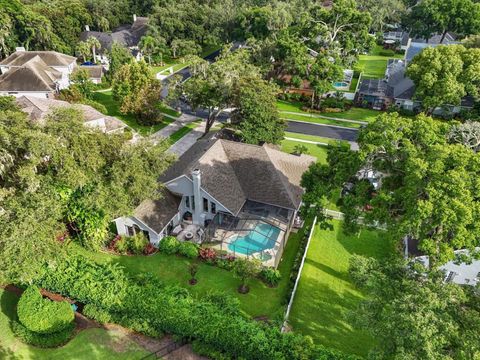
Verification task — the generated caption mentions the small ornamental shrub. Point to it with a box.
[379,49,395,57]
[17,286,74,335]
[143,243,156,255]
[127,233,149,254]
[158,236,180,254]
[114,236,129,254]
[233,258,261,294]
[178,242,199,259]
[260,267,282,287]
[216,255,236,271]
[198,247,217,263]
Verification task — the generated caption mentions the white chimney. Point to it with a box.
[192,169,202,225]
[133,14,137,23]
[85,25,90,32]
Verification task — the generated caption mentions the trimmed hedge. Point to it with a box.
[178,241,199,259]
[37,256,317,360]
[17,286,74,334]
[12,320,75,348]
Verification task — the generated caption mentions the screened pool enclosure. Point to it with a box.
[203,201,292,268]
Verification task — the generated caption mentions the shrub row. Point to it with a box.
[36,256,316,360]
[108,234,150,255]
[158,236,281,287]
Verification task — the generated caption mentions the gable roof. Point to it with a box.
[0,56,62,92]
[164,139,316,214]
[79,65,103,79]
[133,189,181,233]
[0,51,76,67]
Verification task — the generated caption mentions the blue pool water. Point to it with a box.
[228,223,281,255]
[333,81,348,87]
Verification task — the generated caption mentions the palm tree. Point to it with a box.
[139,35,156,64]
[87,36,101,64]
[77,41,91,63]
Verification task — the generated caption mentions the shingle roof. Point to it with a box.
[16,96,127,131]
[79,65,103,79]
[79,17,148,52]
[0,51,76,67]
[0,56,62,92]
[164,139,316,214]
[133,189,181,233]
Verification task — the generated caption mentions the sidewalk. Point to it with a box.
[150,113,198,143]
[280,111,368,125]
[168,121,207,156]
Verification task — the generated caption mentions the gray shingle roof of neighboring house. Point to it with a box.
[15,95,127,132]
[79,65,103,79]
[412,32,457,45]
[0,51,76,67]
[357,79,389,97]
[79,17,148,52]
[0,56,62,92]
[163,139,316,215]
[133,189,182,233]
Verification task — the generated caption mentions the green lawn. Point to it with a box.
[281,139,329,163]
[168,120,201,145]
[280,113,362,128]
[69,223,308,320]
[355,45,404,79]
[284,132,347,146]
[92,91,174,136]
[277,100,382,124]
[158,103,181,118]
[0,290,149,360]
[289,221,393,356]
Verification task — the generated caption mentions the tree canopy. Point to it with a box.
[301,113,480,265]
[0,99,174,282]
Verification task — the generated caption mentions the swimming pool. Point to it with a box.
[227,222,281,255]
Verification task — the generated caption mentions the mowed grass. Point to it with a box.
[168,120,202,145]
[281,138,329,163]
[93,91,174,136]
[0,290,149,360]
[284,132,347,146]
[277,100,382,123]
[355,45,404,79]
[69,223,307,320]
[289,221,394,356]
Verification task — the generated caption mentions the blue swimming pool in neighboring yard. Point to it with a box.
[228,223,281,255]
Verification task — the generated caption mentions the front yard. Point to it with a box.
[0,290,149,359]
[289,220,394,356]
[277,100,382,124]
[92,90,175,136]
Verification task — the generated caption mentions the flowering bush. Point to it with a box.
[198,247,217,263]
[143,243,156,255]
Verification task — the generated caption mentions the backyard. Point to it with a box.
[289,220,394,356]
[355,45,404,79]
[0,290,149,359]
[281,133,330,163]
[68,223,309,320]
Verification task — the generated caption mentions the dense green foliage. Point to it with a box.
[112,60,163,123]
[17,286,74,335]
[36,255,319,360]
[349,256,480,359]
[0,100,174,283]
[11,320,75,348]
[158,236,181,254]
[407,45,480,113]
[301,112,480,265]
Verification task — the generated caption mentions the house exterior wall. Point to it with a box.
[166,175,231,226]
[114,213,181,246]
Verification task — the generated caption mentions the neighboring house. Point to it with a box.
[383,30,410,51]
[0,49,76,99]
[405,237,480,286]
[356,38,472,113]
[16,95,126,134]
[79,15,148,64]
[79,65,104,83]
[114,138,315,267]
